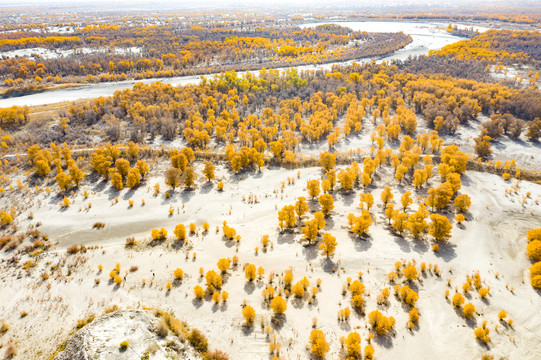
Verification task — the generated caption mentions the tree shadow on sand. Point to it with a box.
[191,298,203,309]
[277,231,296,245]
[348,232,373,252]
[199,181,213,194]
[271,314,286,330]
[244,281,256,295]
[302,244,319,261]
[434,241,457,262]
[321,257,337,274]
[373,332,394,349]
[241,324,255,336]
[393,235,411,253]
[339,191,356,207]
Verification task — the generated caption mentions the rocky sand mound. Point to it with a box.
[54,310,202,360]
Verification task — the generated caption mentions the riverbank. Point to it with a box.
[0,21,463,109]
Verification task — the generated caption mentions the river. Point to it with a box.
[0,21,486,108]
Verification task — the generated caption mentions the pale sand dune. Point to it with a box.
[1,163,540,359]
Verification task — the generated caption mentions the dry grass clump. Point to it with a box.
[76,314,95,329]
[66,244,86,254]
[125,237,136,247]
[92,222,105,229]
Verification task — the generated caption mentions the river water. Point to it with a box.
[0,21,485,108]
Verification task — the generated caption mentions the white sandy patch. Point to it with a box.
[1,161,541,359]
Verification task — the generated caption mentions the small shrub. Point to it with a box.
[474,327,490,344]
[92,222,105,229]
[174,268,184,280]
[0,322,9,334]
[4,342,16,358]
[114,275,122,285]
[188,329,208,353]
[151,228,167,241]
[66,244,80,254]
[463,303,475,318]
[479,288,489,298]
[242,305,256,326]
[119,341,129,350]
[206,350,229,360]
[156,319,169,337]
[270,296,287,315]
[452,293,465,307]
[125,237,136,247]
[194,285,205,300]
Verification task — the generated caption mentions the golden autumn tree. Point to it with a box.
[381,186,394,206]
[307,179,321,199]
[56,171,72,191]
[309,329,329,358]
[368,310,395,335]
[429,214,453,241]
[165,167,181,189]
[319,151,336,171]
[325,170,336,190]
[359,192,374,209]
[126,168,141,188]
[344,332,361,358]
[135,160,149,178]
[245,264,256,281]
[115,158,130,179]
[349,210,373,237]
[183,166,195,189]
[407,204,428,238]
[295,197,309,220]
[392,211,409,235]
[463,302,476,318]
[319,232,337,257]
[270,295,287,315]
[403,265,418,281]
[318,194,334,216]
[337,168,354,191]
[454,194,471,213]
[242,305,256,326]
[400,191,413,212]
[174,224,186,241]
[302,219,320,244]
[278,205,296,229]
[111,172,123,190]
[202,161,215,181]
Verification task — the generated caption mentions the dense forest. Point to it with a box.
[0,22,411,96]
[1,57,539,163]
[431,29,541,63]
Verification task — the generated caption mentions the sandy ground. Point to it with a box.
[1,157,540,359]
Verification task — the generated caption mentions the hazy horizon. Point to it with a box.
[2,0,540,11]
